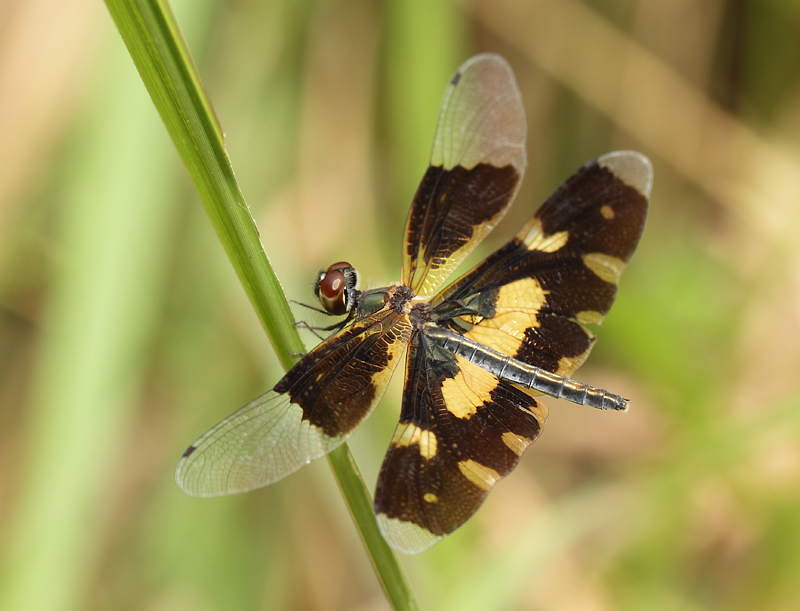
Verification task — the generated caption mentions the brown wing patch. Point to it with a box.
[273,309,411,438]
[530,151,651,262]
[374,341,545,554]
[403,163,522,297]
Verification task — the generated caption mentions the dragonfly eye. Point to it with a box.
[316,262,358,315]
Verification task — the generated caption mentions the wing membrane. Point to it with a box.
[432,151,651,376]
[177,308,412,497]
[402,53,527,297]
[374,333,546,554]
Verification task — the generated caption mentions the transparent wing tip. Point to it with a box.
[598,150,653,199]
[376,513,442,555]
[455,52,511,75]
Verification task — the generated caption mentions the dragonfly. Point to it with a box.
[176,53,652,555]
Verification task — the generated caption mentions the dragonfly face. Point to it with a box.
[314,261,360,316]
[176,53,652,554]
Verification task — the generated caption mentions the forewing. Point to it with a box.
[402,53,527,297]
[177,309,412,497]
[374,333,546,554]
[432,151,651,377]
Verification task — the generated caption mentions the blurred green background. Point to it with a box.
[3,0,800,609]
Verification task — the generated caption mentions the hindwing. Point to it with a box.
[374,332,546,554]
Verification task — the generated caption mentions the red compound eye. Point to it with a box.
[326,261,352,273]
[317,261,354,316]
[319,270,345,299]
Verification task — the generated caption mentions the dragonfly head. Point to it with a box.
[315,261,360,316]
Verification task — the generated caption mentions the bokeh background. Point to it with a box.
[3,0,800,609]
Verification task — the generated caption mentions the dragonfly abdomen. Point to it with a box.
[425,325,628,411]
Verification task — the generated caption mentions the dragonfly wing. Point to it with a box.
[402,53,527,297]
[374,332,546,553]
[177,309,412,497]
[433,151,651,377]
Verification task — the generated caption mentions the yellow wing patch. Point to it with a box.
[458,459,502,491]
[575,310,605,325]
[518,218,569,253]
[583,252,626,285]
[440,354,502,419]
[501,431,529,456]
[392,421,438,460]
[464,277,547,357]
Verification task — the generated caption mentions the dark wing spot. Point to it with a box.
[182,445,197,458]
[451,71,462,85]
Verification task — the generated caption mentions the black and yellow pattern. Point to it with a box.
[374,336,546,554]
[375,151,650,552]
[176,54,651,555]
[432,151,650,378]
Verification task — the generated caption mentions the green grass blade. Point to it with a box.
[106,0,301,369]
[328,445,421,611]
[103,0,419,608]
